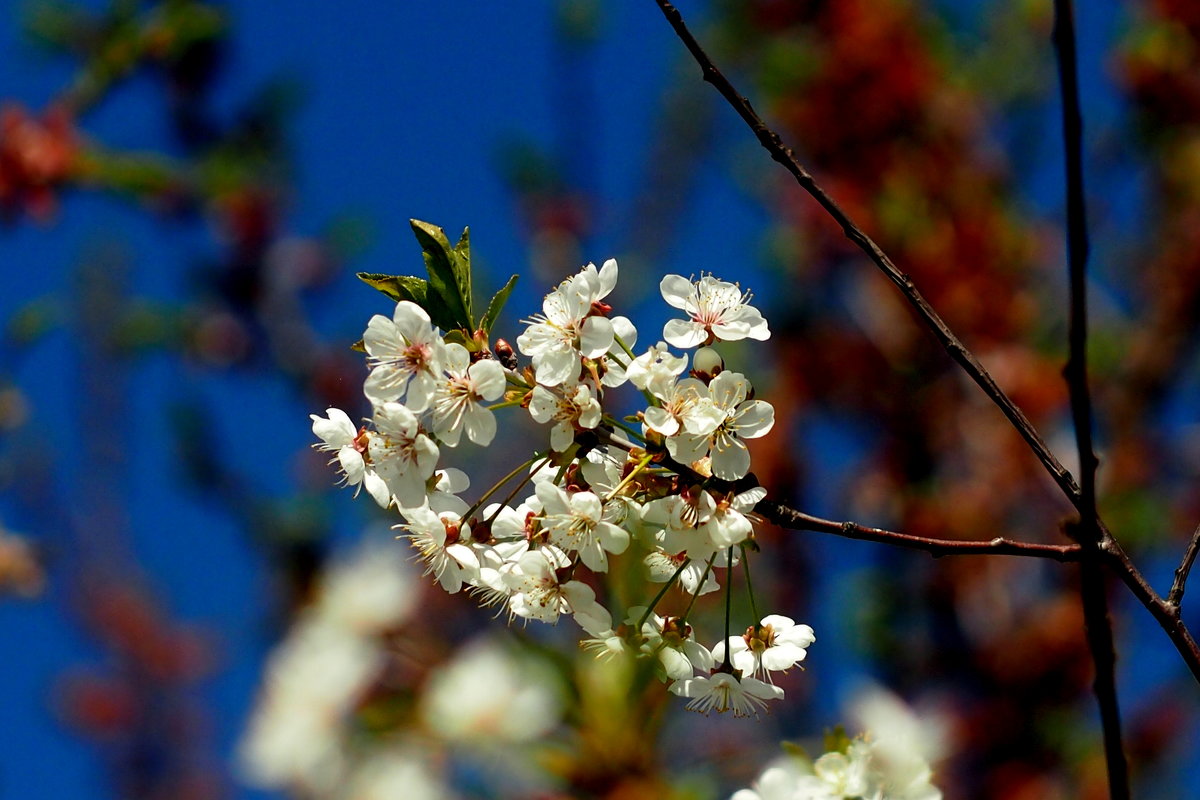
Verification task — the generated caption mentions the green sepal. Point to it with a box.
[356,272,429,306]
[350,338,366,354]
[410,219,473,331]
[480,273,519,334]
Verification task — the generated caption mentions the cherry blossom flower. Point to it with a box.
[363,300,445,410]
[659,273,770,348]
[369,402,440,509]
[528,383,602,452]
[626,341,689,395]
[535,483,630,572]
[644,550,720,596]
[517,260,618,386]
[714,615,815,682]
[502,550,611,634]
[629,608,714,679]
[430,343,506,447]
[396,507,479,594]
[667,370,775,480]
[420,636,565,743]
[668,670,783,716]
[310,407,390,507]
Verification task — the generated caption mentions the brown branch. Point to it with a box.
[648,0,1200,687]
[1052,0,1129,795]
[1168,523,1200,610]
[759,501,1084,562]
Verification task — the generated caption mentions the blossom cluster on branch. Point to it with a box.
[310,220,813,715]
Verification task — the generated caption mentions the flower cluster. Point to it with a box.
[731,689,946,800]
[313,253,812,714]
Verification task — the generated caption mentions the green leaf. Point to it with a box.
[357,272,429,306]
[452,227,474,322]
[442,329,477,351]
[480,273,519,334]
[410,219,473,331]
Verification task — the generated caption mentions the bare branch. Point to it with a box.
[758,501,1084,562]
[1168,523,1200,610]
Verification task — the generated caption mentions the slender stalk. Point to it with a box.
[485,455,553,525]
[637,556,692,630]
[722,546,734,670]
[682,553,719,621]
[462,453,543,522]
[1169,523,1200,610]
[741,544,761,623]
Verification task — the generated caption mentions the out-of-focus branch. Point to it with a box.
[1051,1,1129,796]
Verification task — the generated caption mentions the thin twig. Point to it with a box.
[1168,523,1200,610]
[1052,0,1129,795]
[759,502,1083,562]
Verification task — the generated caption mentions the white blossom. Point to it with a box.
[396,506,479,593]
[363,300,445,409]
[536,483,630,572]
[431,343,506,447]
[667,370,775,480]
[310,408,390,507]
[420,636,565,743]
[668,671,783,716]
[714,615,815,682]
[660,273,770,348]
[517,260,618,386]
[528,383,602,452]
[369,402,440,508]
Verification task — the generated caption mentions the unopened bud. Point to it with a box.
[494,339,519,370]
[692,346,724,376]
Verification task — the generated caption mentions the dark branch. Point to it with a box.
[1168,523,1200,610]
[1053,0,1129,794]
[759,501,1084,561]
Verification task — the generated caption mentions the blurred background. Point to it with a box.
[2,0,1200,798]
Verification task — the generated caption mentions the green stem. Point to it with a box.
[637,557,692,630]
[486,455,553,525]
[682,553,719,621]
[741,543,761,625]
[462,453,543,522]
[722,546,734,670]
[604,415,647,443]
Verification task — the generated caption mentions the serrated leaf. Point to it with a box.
[480,273,518,334]
[410,219,473,331]
[357,272,429,306]
[452,227,474,322]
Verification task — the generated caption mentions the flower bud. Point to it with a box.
[692,346,724,376]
